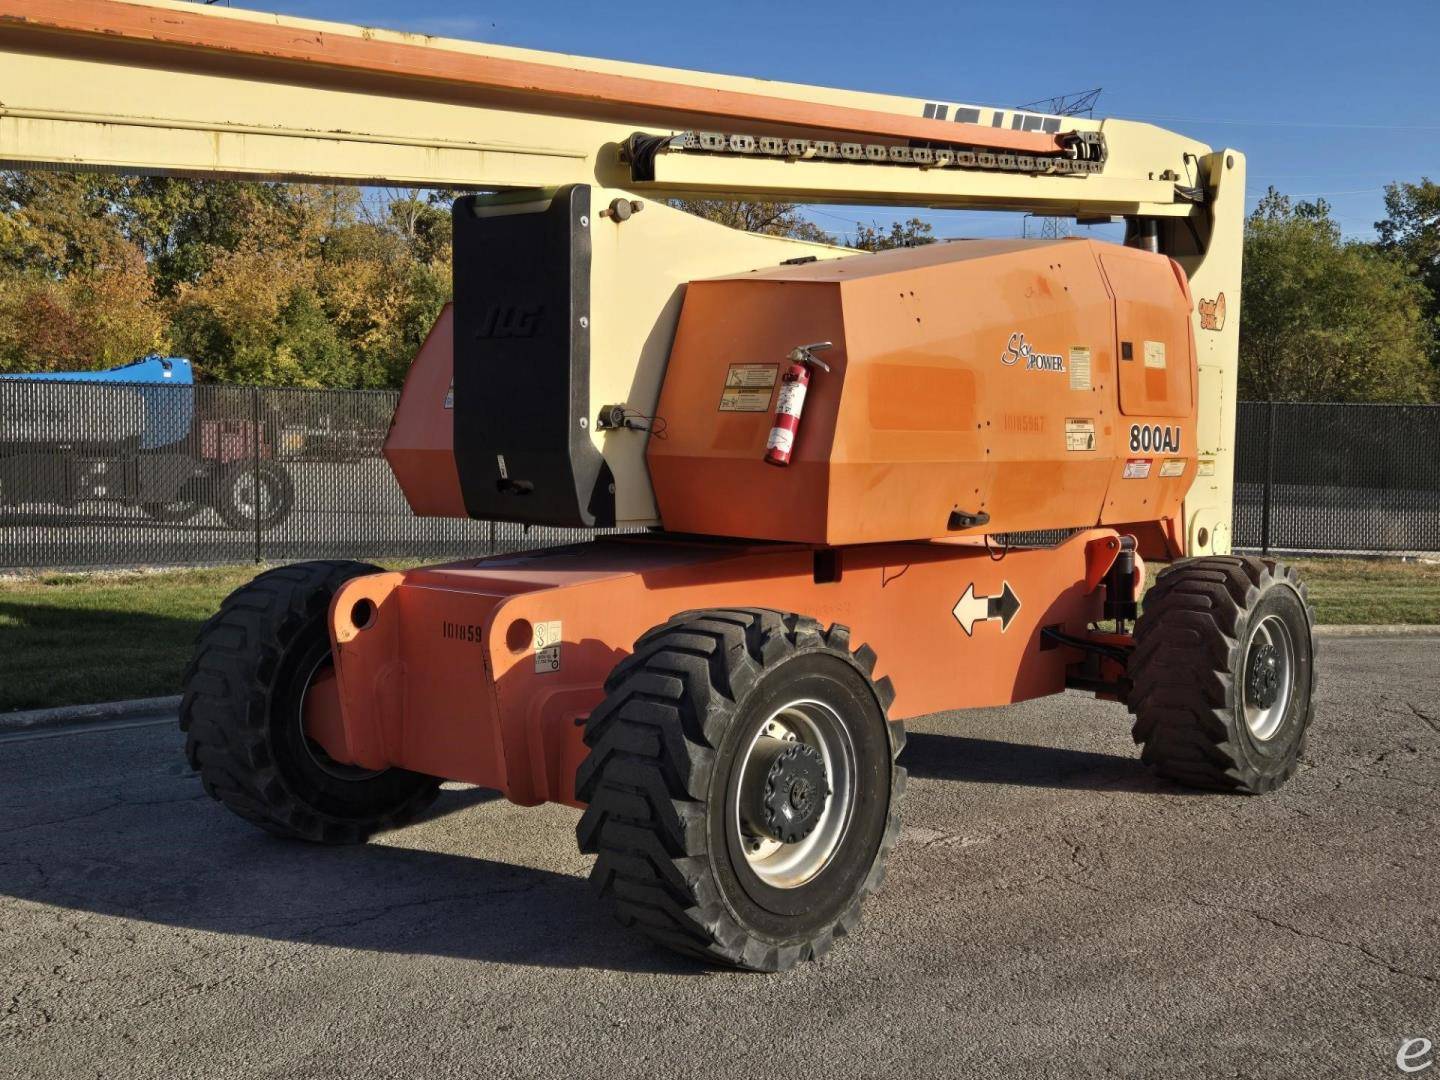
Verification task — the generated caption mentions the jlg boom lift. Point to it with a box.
[1,0,1318,970]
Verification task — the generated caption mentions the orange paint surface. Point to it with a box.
[321,530,1118,808]
[648,238,1197,548]
[300,666,350,763]
[384,303,468,518]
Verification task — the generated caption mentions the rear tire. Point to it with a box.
[576,608,905,972]
[1128,555,1317,793]
[213,460,294,530]
[181,560,440,843]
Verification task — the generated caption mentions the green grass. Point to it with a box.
[0,565,269,712]
[1126,558,1440,627]
[1275,558,1440,626]
[1,555,1436,713]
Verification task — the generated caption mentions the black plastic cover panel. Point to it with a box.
[451,185,614,527]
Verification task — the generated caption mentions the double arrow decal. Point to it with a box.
[951,581,1021,637]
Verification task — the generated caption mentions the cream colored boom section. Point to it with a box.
[0,0,1198,215]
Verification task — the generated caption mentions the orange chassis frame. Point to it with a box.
[303,529,1140,809]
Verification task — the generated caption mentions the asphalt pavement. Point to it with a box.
[1,636,1437,1079]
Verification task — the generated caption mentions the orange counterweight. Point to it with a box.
[311,529,1122,808]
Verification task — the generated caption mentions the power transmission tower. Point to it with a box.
[1016,89,1102,238]
[1015,88,1103,120]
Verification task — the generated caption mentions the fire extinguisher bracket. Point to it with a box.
[764,342,832,467]
[789,342,832,372]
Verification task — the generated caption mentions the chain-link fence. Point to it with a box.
[1234,401,1440,555]
[1,383,1436,569]
[0,380,596,569]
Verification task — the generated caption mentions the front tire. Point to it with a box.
[181,560,440,843]
[576,608,905,972]
[1128,556,1318,793]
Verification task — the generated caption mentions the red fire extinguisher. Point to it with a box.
[764,342,831,467]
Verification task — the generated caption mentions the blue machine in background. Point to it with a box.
[0,356,293,529]
[3,356,196,450]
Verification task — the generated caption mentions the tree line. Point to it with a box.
[0,174,452,388]
[1,171,1437,403]
[1241,184,1437,402]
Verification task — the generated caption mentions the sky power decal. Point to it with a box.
[1001,332,1066,373]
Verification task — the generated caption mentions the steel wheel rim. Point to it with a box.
[298,652,383,781]
[734,699,856,889]
[1243,614,1295,742]
[234,473,273,520]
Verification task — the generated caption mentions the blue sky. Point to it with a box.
[219,0,1438,241]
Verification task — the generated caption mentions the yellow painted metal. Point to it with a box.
[1,0,1188,214]
[0,0,1243,552]
[0,47,607,187]
[1174,150,1246,555]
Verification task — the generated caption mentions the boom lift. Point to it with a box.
[0,0,1318,971]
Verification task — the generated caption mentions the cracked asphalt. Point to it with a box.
[2,635,1436,1079]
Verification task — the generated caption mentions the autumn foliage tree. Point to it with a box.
[1240,188,1435,402]
[3,173,1439,401]
[1375,177,1440,372]
[0,173,168,371]
[847,217,936,251]
[663,200,835,245]
[0,173,452,388]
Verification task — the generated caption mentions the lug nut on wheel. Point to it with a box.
[1247,642,1280,709]
[740,737,830,845]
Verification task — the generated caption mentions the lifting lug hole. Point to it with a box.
[505,619,533,653]
[350,598,377,631]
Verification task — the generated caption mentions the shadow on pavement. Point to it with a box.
[901,731,1187,794]
[0,778,703,976]
[0,726,1190,975]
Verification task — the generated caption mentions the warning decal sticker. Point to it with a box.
[719,364,779,412]
[1069,347,1093,391]
[1143,340,1167,369]
[1159,458,1186,478]
[534,620,562,674]
[951,581,1021,637]
[1065,418,1096,452]
[1198,458,1217,477]
[1199,293,1227,331]
[1123,458,1151,480]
